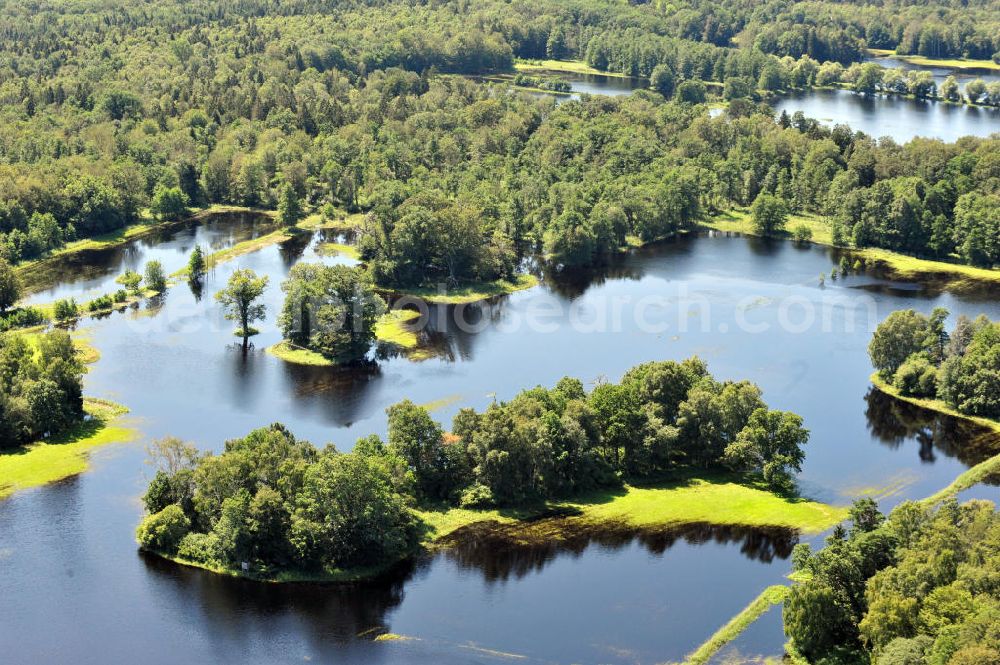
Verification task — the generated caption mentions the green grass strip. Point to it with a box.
[0,398,136,500]
[870,374,1000,505]
[702,209,1000,290]
[393,273,539,304]
[683,584,790,665]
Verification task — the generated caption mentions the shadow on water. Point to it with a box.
[864,387,1000,469]
[139,549,420,642]
[438,519,797,584]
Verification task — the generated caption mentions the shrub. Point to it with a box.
[459,482,495,508]
[53,298,79,322]
[792,224,813,243]
[0,307,44,332]
[88,295,113,312]
[136,504,190,554]
[177,532,221,564]
[893,353,938,397]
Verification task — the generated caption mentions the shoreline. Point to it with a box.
[869,373,1000,505]
[15,205,274,296]
[384,273,540,305]
[0,398,137,500]
[701,209,1000,292]
[140,475,848,584]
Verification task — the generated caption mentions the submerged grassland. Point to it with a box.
[514,58,638,79]
[392,273,539,304]
[373,309,421,348]
[682,584,790,665]
[702,209,1000,291]
[417,476,848,542]
[0,398,136,500]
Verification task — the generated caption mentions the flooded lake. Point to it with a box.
[541,67,1000,142]
[1,210,997,664]
[771,88,1000,143]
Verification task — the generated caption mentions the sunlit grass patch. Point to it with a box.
[416,476,847,541]
[266,341,334,366]
[514,58,636,79]
[316,242,361,260]
[702,209,832,245]
[569,478,847,534]
[315,212,365,231]
[374,309,421,348]
[0,398,135,500]
[395,274,539,304]
[858,248,1000,288]
[683,584,790,665]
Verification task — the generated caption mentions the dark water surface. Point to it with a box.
[1,213,998,664]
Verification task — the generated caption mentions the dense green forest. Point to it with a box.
[0,330,85,448]
[784,498,1000,664]
[870,310,1000,418]
[1,0,998,288]
[136,357,810,574]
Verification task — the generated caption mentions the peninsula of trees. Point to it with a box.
[0,330,85,448]
[136,357,812,578]
[869,310,1000,419]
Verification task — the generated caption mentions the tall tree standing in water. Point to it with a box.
[215,268,269,346]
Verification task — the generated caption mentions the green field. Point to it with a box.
[514,58,637,79]
[0,399,136,500]
[393,273,539,304]
[702,209,833,245]
[417,476,847,541]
